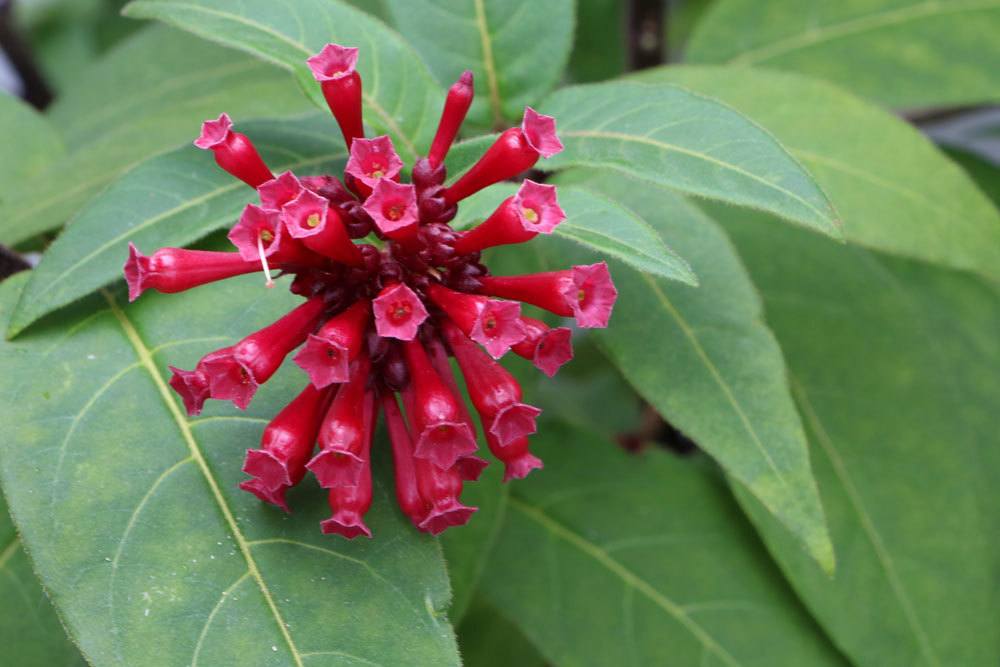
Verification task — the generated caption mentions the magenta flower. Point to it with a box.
[124,41,617,538]
[345,135,404,192]
[194,113,274,188]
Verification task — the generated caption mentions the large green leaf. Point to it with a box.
[0,485,86,666]
[538,81,842,237]
[479,423,847,667]
[123,0,445,163]
[548,170,832,570]
[0,26,310,246]
[457,599,546,667]
[685,0,1000,110]
[453,182,697,284]
[0,94,64,209]
[567,0,626,82]
[385,0,574,128]
[711,204,1000,667]
[0,273,460,667]
[633,65,1000,282]
[7,113,346,338]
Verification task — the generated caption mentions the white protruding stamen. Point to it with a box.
[257,234,275,288]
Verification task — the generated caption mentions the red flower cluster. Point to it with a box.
[124,43,617,538]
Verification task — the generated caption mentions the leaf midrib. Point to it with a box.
[726,0,1000,65]
[509,497,741,667]
[102,289,305,667]
[472,0,503,127]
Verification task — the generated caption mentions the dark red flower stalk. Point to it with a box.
[442,107,563,204]
[479,262,619,328]
[442,321,540,446]
[428,70,474,168]
[124,243,259,302]
[307,353,373,488]
[320,388,376,538]
[307,44,365,149]
[453,180,565,254]
[425,283,525,358]
[126,41,617,538]
[294,299,370,388]
[512,316,574,377]
[402,338,478,470]
[239,383,332,511]
[194,113,274,188]
[201,296,326,409]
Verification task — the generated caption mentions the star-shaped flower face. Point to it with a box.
[306,43,359,81]
[346,136,404,189]
[521,107,564,158]
[194,112,233,149]
[512,179,565,234]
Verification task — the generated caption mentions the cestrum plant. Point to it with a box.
[123,43,618,539]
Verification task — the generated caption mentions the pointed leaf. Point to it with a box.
[713,204,1000,667]
[546,170,832,570]
[633,65,1000,282]
[8,113,346,338]
[686,0,1000,109]
[0,274,461,667]
[480,422,847,667]
[123,0,445,163]
[538,81,841,237]
[0,27,309,246]
[385,0,575,126]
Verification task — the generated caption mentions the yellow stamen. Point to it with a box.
[522,207,539,224]
[306,213,321,228]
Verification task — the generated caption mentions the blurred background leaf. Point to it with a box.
[708,202,1000,667]
[685,0,1000,110]
[0,26,309,247]
[386,0,575,128]
[0,92,63,208]
[0,491,85,666]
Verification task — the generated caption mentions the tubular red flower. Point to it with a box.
[282,189,363,265]
[124,243,259,302]
[382,391,427,526]
[307,44,365,149]
[362,179,419,239]
[428,70,474,168]
[442,321,540,447]
[202,296,326,409]
[453,179,565,254]
[425,337,489,480]
[258,171,304,210]
[320,388,375,538]
[414,456,477,535]
[294,299,370,388]
[426,284,525,358]
[308,354,373,488]
[521,107,564,158]
[345,135,403,195]
[479,262,618,328]
[487,431,543,482]
[168,365,211,416]
[372,283,428,341]
[240,383,332,510]
[512,316,574,377]
[194,113,274,187]
[402,339,477,470]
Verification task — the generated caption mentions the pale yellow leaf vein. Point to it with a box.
[473,0,503,127]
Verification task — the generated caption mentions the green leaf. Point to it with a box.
[538,81,842,237]
[0,93,64,208]
[7,113,346,338]
[633,65,1000,282]
[548,169,832,571]
[123,0,445,163]
[685,0,1000,110]
[457,599,546,667]
[0,26,310,246]
[385,0,575,127]
[567,0,626,82]
[453,182,697,284]
[0,274,461,667]
[711,203,1000,667]
[479,422,847,667]
[0,479,86,667]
